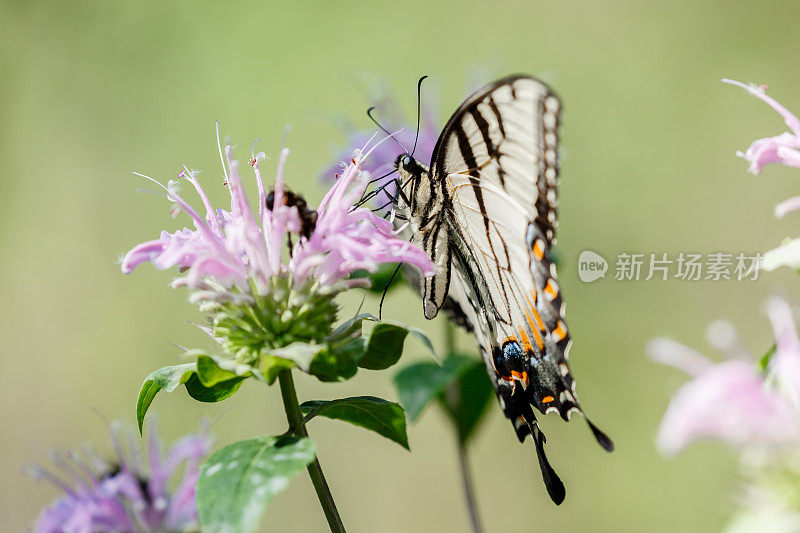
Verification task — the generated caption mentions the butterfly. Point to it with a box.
[389,74,613,505]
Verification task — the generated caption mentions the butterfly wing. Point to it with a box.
[428,75,612,502]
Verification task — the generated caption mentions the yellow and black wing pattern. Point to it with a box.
[417,75,613,504]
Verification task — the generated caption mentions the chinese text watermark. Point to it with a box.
[577,251,760,282]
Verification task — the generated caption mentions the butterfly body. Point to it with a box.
[392,75,612,504]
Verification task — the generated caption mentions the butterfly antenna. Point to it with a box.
[378,262,404,320]
[367,107,408,153]
[410,75,428,157]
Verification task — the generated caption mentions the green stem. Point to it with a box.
[457,442,482,533]
[278,369,346,533]
[444,316,456,353]
[443,320,483,533]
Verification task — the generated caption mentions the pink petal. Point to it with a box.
[120,238,171,274]
[774,195,800,218]
[740,134,800,174]
[776,145,800,168]
[647,337,713,377]
[766,297,800,403]
[723,79,800,135]
[656,360,800,455]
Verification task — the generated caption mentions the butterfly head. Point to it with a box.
[394,153,429,189]
[394,153,422,176]
[392,153,432,214]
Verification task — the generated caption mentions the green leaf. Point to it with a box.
[326,313,377,343]
[196,355,242,387]
[358,322,435,370]
[300,396,409,449]
[197,435,316,533]
[438,359,494,444]
[265,342,326,373]
[758,342,777,373]
[136,363,196,434]
[393,355,475,421]
[307,345,358,382]
[403,325,436,358]
[264,341,359,383]
[185,373,244,403]
[337,337,367,362]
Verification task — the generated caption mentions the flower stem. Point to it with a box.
[457,442,482,533]
[277,369,346,533]
[443,320,483,533]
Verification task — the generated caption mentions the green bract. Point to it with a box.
[210,276,341,366]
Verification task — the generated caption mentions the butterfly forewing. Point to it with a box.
[432,76,561,248]
[431,76,571,377]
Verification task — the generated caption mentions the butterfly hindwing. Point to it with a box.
[418,214,451,320]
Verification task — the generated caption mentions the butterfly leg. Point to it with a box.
[353,169,401,208]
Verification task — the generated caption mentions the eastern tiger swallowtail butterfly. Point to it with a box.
[390,74,613,505]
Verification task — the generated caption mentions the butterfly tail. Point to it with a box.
[523,358,615,454]
[586,417,614,452]
[514,402,566,505]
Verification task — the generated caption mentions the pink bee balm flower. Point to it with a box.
[724,79,800,272]
[29,421,212,533]
[122,137,434,297]
[648,297,800,455]
[723,78,800,176]
[121,129,434,364]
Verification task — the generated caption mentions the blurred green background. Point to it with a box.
[4,0,800,531]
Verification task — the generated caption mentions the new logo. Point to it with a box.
[578,250,608,283]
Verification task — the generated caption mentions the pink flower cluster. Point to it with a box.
[649,298,800,455]
[121,133,434,299]
[31,422,211,532]
[724,79,800,271]
[723,79,800,177]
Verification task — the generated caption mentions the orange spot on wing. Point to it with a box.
[533,239,545,260]
[523,303,546,350]
[517,327,534,352]
[510,370,529,385]
[544,280,558,300]
[542,395,555,403]
[522,317,544,351]
[552,321,568,342]
[532,307,545,332]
